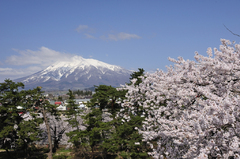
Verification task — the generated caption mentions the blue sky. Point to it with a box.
[0,0,240,82]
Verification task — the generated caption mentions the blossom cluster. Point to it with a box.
[121,39,240,158]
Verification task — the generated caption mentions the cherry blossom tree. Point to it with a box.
[122,39,240,159]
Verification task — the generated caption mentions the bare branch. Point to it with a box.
[224,24,240,37]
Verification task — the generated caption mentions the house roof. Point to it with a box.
[55,101,62,105]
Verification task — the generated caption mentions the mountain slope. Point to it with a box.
[14,56,132,90]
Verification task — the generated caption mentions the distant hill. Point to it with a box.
[14,56,132,90]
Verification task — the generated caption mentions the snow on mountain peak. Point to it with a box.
[45,55,120,72]
[30,55,127,81]
[15,55,131,90]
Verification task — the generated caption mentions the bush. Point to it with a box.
[53,154,68,159]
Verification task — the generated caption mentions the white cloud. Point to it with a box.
[6,47,73,67]
[117,32,141,40]
[0,66,43,82]
[75,25,89,33]
[0,47,80,82]
[0,68,13,71]
[75,25,95,34]
[0,66,41,76]
[75,25,141,41]
[84,33,96,39]
[101,32,141,41]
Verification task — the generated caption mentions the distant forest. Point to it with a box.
[72,89,92,96]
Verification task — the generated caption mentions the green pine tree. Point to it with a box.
[102,68,150,159]
[65,89,83,148]
[0,79,43,158]
[128,68,145,86]
[90,85,127,117]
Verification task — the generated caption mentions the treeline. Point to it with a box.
[0,68,149,159]
[64,68,148,159]
[72,89,92,96]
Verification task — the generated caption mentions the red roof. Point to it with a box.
[55,102,62,105]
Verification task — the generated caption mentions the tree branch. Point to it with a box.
[224,24,240,37]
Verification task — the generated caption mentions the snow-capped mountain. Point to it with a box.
[14,56,132,90]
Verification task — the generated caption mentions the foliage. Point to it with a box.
[72,89,92,96]
[82,109,108,150]
[90,85,127,117]
[68,85,124,157]
[0,80,66,159]
[103,114,149,159]
[65,89,86,149]
[58,96,63,101]
[122,39,240,158]
[66,90,82,129]
[53,154,68,159]
[0,79,43,157]
[67,107,111,159]
[101,69,150,158]
[128,68,145,86]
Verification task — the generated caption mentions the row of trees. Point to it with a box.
[64,68,150,158]
[72,89,92,96]
[0,81,58,158]
[0,68,148,159]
